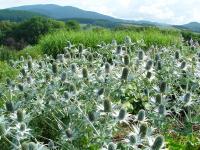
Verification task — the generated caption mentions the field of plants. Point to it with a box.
[0,29,200,150]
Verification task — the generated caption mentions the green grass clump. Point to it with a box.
[0,61,18,82]
[39,29,181,57]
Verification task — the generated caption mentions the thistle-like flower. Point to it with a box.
[121,67,129,81]
[6,101,14,113]
[138,50,144,60]
[104,99,112,112]
[124,54,130,65]
[137,109,145,121]
[118,108,126,120]
[17,109,24,122]
[145,60,153,70]
[151,135,164,150]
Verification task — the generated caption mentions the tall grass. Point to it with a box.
[39,29,181,57]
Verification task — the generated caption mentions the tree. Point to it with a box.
[65,20,80,31]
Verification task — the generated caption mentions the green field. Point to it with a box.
[0,25,200,150]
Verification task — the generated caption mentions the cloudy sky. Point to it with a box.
[0,0,199,25]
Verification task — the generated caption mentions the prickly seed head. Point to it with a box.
[65,128,73,138]
[78,44,84,53]
[0,123,6,136]
[21,143,29,150]
[151,135,164,150]
[48,140,54,149]
[180,61,186,69]
[20,123,26,131]
[175,51,180,59]
[28,60,32,71]
[64,91,69,99]
[116,46,122,54]
[88,111,96,122]
[129,135,137,145]
[61,72,67,82]
[17,109,24,122]
[28,142,36,150]
[20,56,24,61]
[21,68,26,77]
[159,81,167,93]
[157,61,162,70]
[124,54,130,65]
[145,60,153,70]
[82,68,88,78]
[118,108,126,120]
[71,64,76,73]
[65,52,71,59]
[137,109,145,121]
[104,99,112,112]
[138,50,144,60]
[6,78,11,86]
[158,104,166,115]
[88,54,93,62]
[18,84,24,91]
[155,94,162,104]
[144,88,149,96]
[121,67,129,80]
[105,62,110,74]
[69,84,76,93]
[52,63,58,74]
[108,142,116,150]
[139,123,148,138]
[146,71,152,79]
[155,54,160,62]
[183,93,191,103]
[6,101,14,112]
[97,88,105,96]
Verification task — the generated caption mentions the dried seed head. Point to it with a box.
[20,123,26,131]
[118,108,126,120]
[108,142,116,150]
[17,109,24,122]
[139,123,148,138]
[159,81,167,93]
[175,51,180,60]
[28,60,32,71]
[97,87,105,96]
[145,60,153,70]
[88,111,96,122]
[0,123,6,136]
[183,93,191,103]
[121,67,129,80]
[61,72,67,82]
[65,128,73,138]
[6,101,14,112]
[129,135,137,145]
[138,109,145,121]
[18,84,24,91]
[180,61,186,69]
[146,71,152,79]
[52,63,58,74]
[104,99,112,112]
[151,135,164,150]
[105,62,110,74]
[138,50,144,60]
[124,54,130,65]
[82,68,88,78]
[158,104,166,115]
[155,94,162,104]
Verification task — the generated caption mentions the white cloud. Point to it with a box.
[0,0,200,24]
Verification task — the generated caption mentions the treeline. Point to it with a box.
[0,17,80,49]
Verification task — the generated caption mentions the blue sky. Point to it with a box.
[0,0,199,25]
